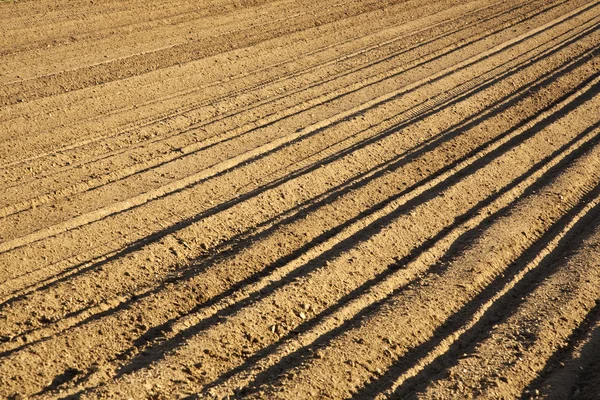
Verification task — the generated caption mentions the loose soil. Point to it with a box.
[1,0,599,398]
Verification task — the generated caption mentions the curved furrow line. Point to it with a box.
[1,43,593,362]
[175,104,600,400]
[2,1,599,397]
[0,46,593,366]
[3,4,587,248]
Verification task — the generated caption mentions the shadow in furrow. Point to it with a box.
[355,167,600,399]
[163,0,549,152]
[26,24,599,400]
[115,77,600,385]
[0,0,578,226]
[208,118,600,398]
[520,290,600,398]
[0,0,535,183]
[2,37,598,371]
[5,16,598,313]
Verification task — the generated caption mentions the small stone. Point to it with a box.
[0,335,12,343]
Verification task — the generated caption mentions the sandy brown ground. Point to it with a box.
[1,0,600,398]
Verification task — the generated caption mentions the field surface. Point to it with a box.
[1,0,600,398]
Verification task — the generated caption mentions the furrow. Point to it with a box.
[1,0,594,252]
[411,205,600,399]
[238,90,600,400]
[0,0,543,181]
[1,8,597,338]
[84,57,600,400]
[1,30,598,400]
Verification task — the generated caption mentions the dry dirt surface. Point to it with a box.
[1,0,600,398]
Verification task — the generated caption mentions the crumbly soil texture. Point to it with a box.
[1,0,600,398]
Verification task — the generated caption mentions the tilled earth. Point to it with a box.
[1,0,600,398]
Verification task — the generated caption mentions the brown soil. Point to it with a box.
[1,0,600,398]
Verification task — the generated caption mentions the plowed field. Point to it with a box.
[1,0,600,398]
